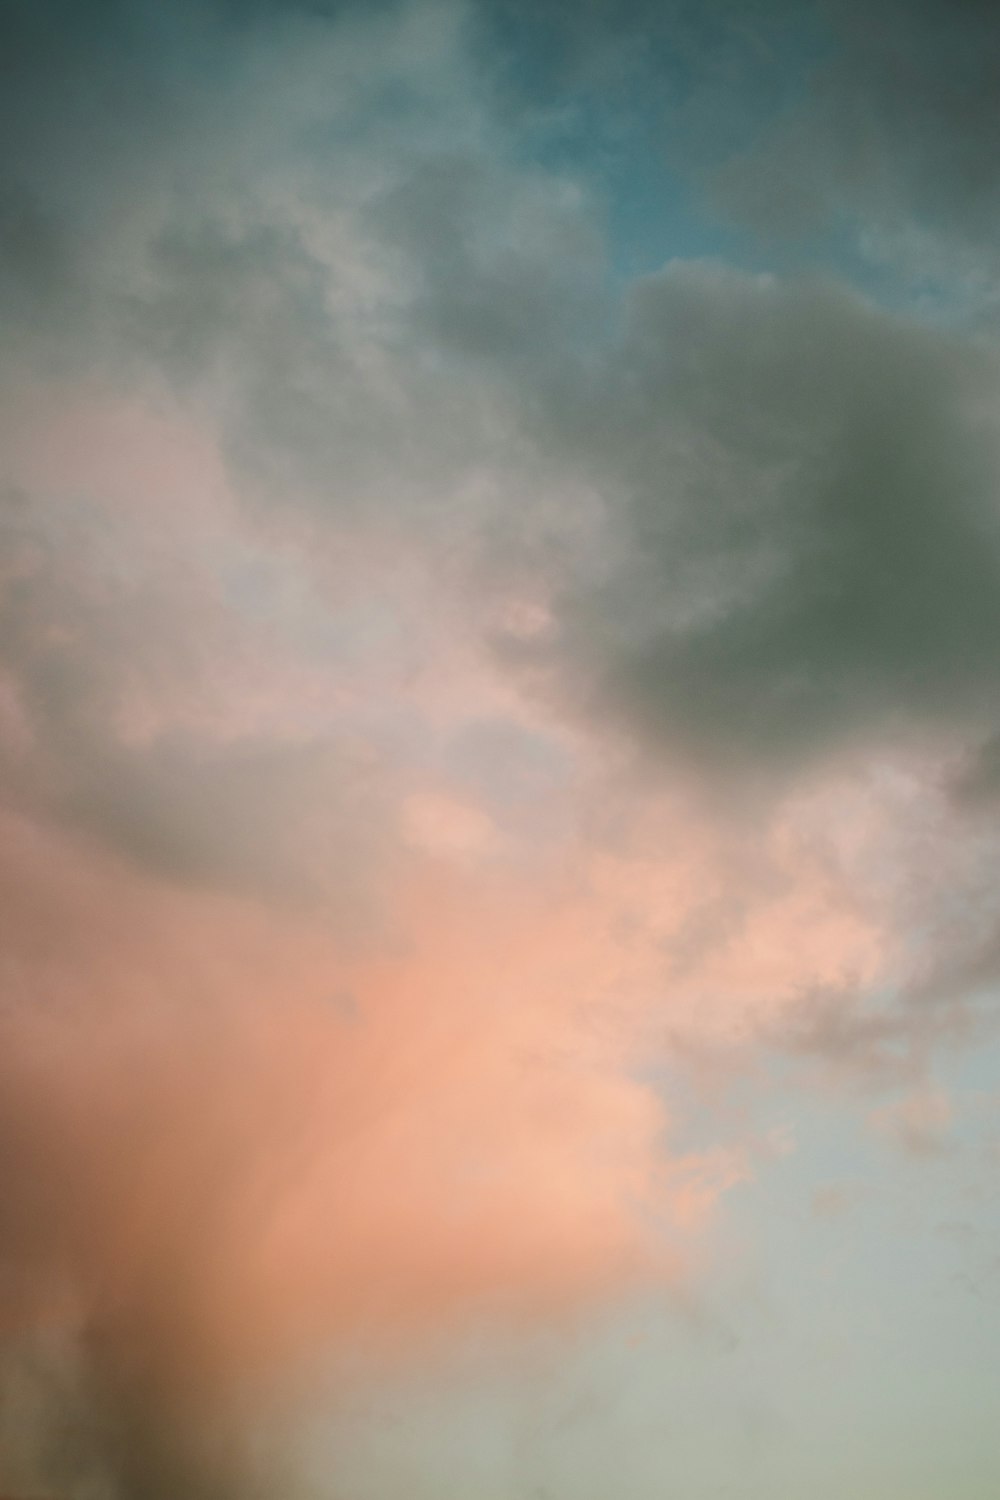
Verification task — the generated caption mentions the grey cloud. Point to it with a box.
[8,0,1000,826]
[62,735,390,912]
[0,0,547,538]
[0,486,393,912]
[948,731,1000,807]
[0,1,242,348]
[0,0,516,906]
[369,151,603,368]
[500,264,1000,778]
[0,0,588,536]
[710,0,1000,284]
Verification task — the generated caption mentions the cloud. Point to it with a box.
[0,402,400,914]
[4,1,1000,1494]
[707,1,1000,286]
[870,1082,954,1158]
[0,800,735,1497]
[498,264,1000,780]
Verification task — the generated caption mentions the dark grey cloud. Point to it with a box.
[709,0,1000,284]
[502,264,1000,778]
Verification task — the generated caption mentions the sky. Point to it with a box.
[1,1,1000,1496]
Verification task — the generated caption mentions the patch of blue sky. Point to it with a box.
[644,1007,1000,1223]
[663,1047,1000,1496]
[482,4,831,270]
[480,3,975,328]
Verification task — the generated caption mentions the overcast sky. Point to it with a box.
[1,3,1000,1498]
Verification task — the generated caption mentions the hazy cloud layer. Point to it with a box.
[3,1,1000,1496]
